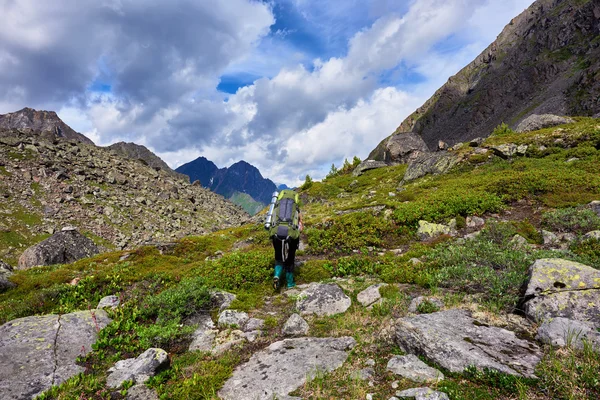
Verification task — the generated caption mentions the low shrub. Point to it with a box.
[542,207,600,234]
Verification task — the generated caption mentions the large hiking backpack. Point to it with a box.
[268,190,300,241]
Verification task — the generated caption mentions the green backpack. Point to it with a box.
[268,190,300,241]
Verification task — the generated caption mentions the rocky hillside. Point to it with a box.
[371,0,600,155]
[0,108,94,145]
[177,157,277,214]
[0,127,248,265]
[1,117,599,400]
[106,141,188,181]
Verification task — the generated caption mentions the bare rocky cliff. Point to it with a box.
[0,108,94,145]
[371,0,600,156]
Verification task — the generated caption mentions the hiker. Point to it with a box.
[264,189,303,289]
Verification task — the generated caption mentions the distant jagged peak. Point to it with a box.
[0,107,94,145]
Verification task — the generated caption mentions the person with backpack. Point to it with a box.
[264,189,303,290]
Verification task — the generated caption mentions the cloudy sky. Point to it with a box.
[0,0,534,185]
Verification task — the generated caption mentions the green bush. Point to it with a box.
[542,207,600,234]
[142,276,211,323]
[569,238,600,269]
[193,249,273,290]
[416,299,440,314]
[491,122,515,137]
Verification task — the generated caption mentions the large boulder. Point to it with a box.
[402,152,459,183]
[368,132,430,165]
[394,309,542,377]
[0,310,111,400]
[296,283,352,316]
[0,261,15,292]
[522,259,600,327]
[352,160,388,177]
[18,229,99,269]
[516,114,574,133]
[218,337,356,400]
[490,144,528,159]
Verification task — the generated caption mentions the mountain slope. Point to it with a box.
[176,158,277,211]
[106,142,188,181]
[0,128,248,265]
[0,108,94,145]
[371,0,600,155]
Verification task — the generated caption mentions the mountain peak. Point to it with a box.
[0,107,94,145]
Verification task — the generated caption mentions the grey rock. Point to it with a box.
[244,317,265,332]
[189,329,217,352]
[491,144,528,159]
[282,313,310,336]
[396,387,449,400]
[0,260,15,292]
[211,290,236,311]
[402,152,459,183]
[296,283,352,317]
[369,132,430,164]
[408,297,444,313]
[466,216,485,228]
[523,259,600,326]
[17,230,99,269]
[353,160,389,177]
[106,348,169,388]
[97,295,120,309]
[516,114,574,133]
[542,230,559,246]
[352,367,375,381]
[219,337,356,400]
[417,221,451,241]
[218,310,249,329]
[588,201,600,217]
[394,309,542,377]
[0,310,111,400]
[537,317,600,350]
[357,283,388,307]
[387,355,444,383]
[510,234,529,248]
[243,330,261,343]
[583,231,600,240]
[212,329,246,355]
[126,384,159,400]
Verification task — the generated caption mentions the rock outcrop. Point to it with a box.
[372,0,600,152]
[368,132,430,164]
[218,337,356,400]
[352,160,388,177]
[402,152,459,183]
[536,317,600,350]
[106,348,169,388]
[394,309,542,377]
[515,114,575,133]
[522,258,600,326]
[106,142,188,181]
[18,229,99,269]
[0,261,15,292]
[0,310,111,400]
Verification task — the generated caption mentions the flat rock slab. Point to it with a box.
[107,348,169,388]
[0,310,111,400]
[357,283,388,307]
[523,259,600,326]
[219,336,356,400]
[296,283,351,316]
[394,309,541,377]
[396,387,449,400]
[387,355,444,383]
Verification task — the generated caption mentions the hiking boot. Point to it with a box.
[273,264,284,290]
[286,272,296,288]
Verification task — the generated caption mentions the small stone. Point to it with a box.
[126,384,159,400]
[583,231,600,240]
[396,387,449,400]
[466,216,485,228]
[542,230,558,245]
[244,318,265,332]
[106,348,169,388]
[218,310,249,329]
[189,329,217,352]
[296,283,351,316]
[282,313,310,336]
[244,330,262,343]
[510,234,528,248]
[357,283,388,307]
[409,258,422,265]
[97,295,120,309]
[366,394,374,400]
[366,358,376,366]
[391,381,399,389]
[387,355,444,383]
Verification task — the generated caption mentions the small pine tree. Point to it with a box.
[326,163,338,179]
[300,174,313,190]
[352,156,361,167]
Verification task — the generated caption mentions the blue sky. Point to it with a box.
[0,0,535,185]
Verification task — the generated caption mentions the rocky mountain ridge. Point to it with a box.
[0,127,248,264]
[371,0,600,156]
[176,157,277,213]
[106,142,188,182]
